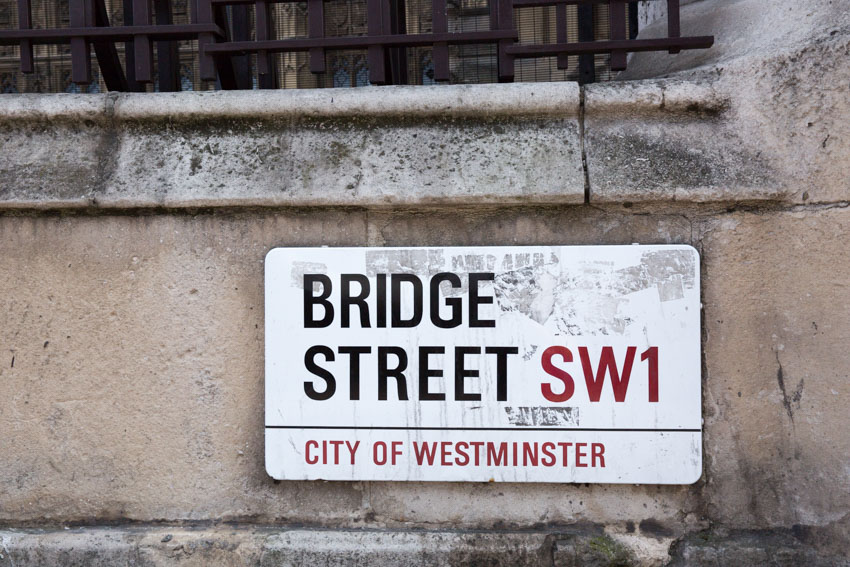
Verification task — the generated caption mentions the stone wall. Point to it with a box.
[1,0,848,565]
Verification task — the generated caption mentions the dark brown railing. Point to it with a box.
[0,0,712,91]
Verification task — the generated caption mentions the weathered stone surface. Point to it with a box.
[699,207,850,546]
[623,0,850,204]
[553,533,636,567]
[0,93,107,122]
[364,205,694,248]
[109,83,578,120]
[0,121,113,206]
[627,0,848,80]
[0,84,584,209]
[261,530,554,566]
[0,208,697,529]
[5,205,849,558]
[0,527,554,567]
[1,525,845,567]
[583,80,787,203]
[666,529,850,567]
[724,32,850,205]
[0,212,369,525]
[107,114,582,208]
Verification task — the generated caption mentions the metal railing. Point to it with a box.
[0,0,712,91]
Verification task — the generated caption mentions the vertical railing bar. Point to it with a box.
[628,0,638,40]
[133,0,154,83]
[255,0,268,76]
[230,4,253,88]
[609,0,626,71]
[307,0,325,74]
[195,0,217,81]
[667,0,680,53]
[93,0,129,91]
[70,0,94,85]
[431,0,448,81]
[576,1,593,84]
[382,0,394,84]
[366,0,386,84]
[154,0,181,91]
[555,3,568,70]
[212,4,239,89]
[387,0,407,84]
[17,0,33,74]
[488,0,498,32]
[256,0,278,87]
[496,0,513,82]
[123,0,144,90]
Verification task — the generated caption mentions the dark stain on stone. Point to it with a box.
[639,518,675,538]
[775,352,803,422]
[667,528,842,567]
[791,524,813,541]
[190,154,202,175]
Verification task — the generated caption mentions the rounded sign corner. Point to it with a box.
[264,247,285,265]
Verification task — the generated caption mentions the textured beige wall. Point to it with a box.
[1,206,848,548]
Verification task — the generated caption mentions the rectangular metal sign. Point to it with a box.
[265,245,701,483]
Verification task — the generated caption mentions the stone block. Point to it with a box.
[621,0,850,205]
[0,84,585,210]
[699,208,850,538]
[0,209,695,528]
[583,80,786,204]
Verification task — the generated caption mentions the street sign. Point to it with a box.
[265,245,701,483]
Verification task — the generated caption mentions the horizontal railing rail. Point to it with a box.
[0,24,224,43]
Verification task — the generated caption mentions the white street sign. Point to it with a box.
[265,245,701,483]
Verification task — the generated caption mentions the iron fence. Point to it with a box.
[0,0,711,92]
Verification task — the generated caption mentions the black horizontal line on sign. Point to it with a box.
[265,426,701,432]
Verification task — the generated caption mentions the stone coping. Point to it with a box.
[0,79,727,123]
[584,80,727,115]
[0,82,580,122]
[0,79,788,208]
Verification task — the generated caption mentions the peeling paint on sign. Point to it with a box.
[504,407,579,426]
